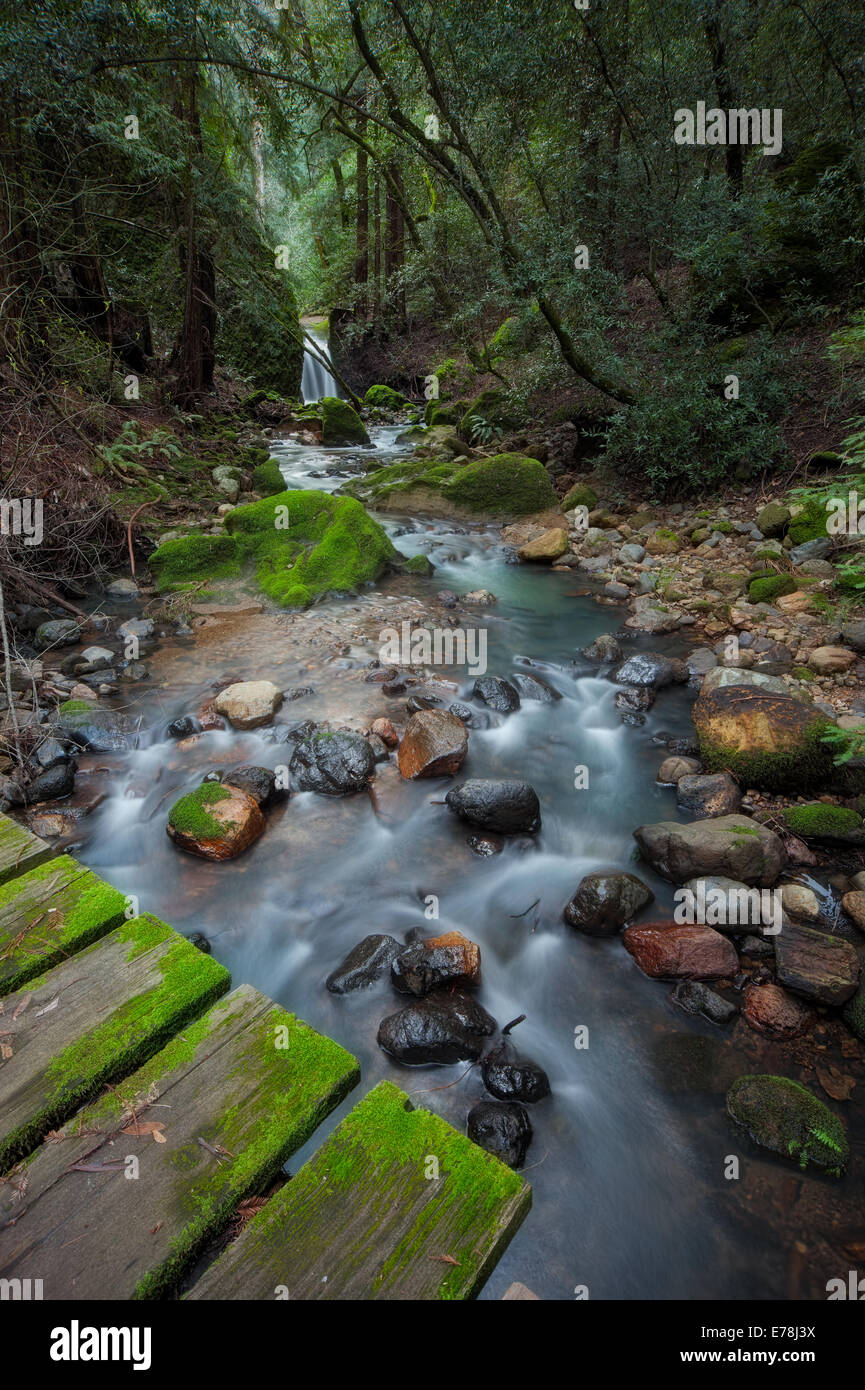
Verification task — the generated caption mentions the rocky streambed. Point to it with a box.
[3,425,865,1300]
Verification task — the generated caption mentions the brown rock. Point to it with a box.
[622,920,739,980]
[397,708,468,779]
[167,785,265,861]
[391,930,481,995]
[776,591,814,615]
[744,982,813,1038]
[214,679,283,729]
[842,891,865,932]
[518,528,569,562]
[370,717,399,748]
[774,921,860,1005]
[657,756,702,784]
[808,645,857,674]
[198,700,226,731]
[691,684,834,791]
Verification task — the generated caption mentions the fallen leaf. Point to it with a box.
[817,1067,855,1101]
[120,1120,166,1138]
[152,1130,167,1144]
[0,1042,12,1060]
[12,995,31,1021]
[150,1223,162,1235]
[428,1254,460,1266]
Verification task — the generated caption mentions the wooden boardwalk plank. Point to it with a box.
[188,1079,531,1302]
[0,855,128,997]
[0,814,53,889]
[0,984,360,1299]
[0,914,230,1171]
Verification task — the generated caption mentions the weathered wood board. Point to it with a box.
[0,855,128,996]
[0,913,230,1170]
[0,984,359,1299]
[0,815,53,889]
[189,1080,531,1301]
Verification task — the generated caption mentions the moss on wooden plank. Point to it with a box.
[0,855,128,995]
[0,812,53,887]
[188,1080,531,1301]
[0,914,230,1169]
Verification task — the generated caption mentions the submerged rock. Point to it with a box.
[511,673,561,702]
[222,765,285,807]
[657,755,702,784]
[726,1074,848,1174]
[326,934,402,994]
[58,699,135,753]
[581,634,622,664]
[563,871,653,935]
[166,782,265,861]
[671,980,737,1026]
[397,709,468,779]
[445,779,541,835]
[290,730,376,795]
[467,1101,532,1169]
[743,982,813,1038]
[377,991,497,1065]
[481,1034,551,1103]
[391,931,481,996]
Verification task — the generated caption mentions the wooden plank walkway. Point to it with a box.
[0,854,128,996]
[188,1080,531,1301]
[0,913,230,1170]
[0,811,531,1299]
[0,984,359,1299]
[0,816,53,888]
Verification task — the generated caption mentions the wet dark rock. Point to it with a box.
[263,719,317,745]
[31,737,71,771]
[633,815,785,886]
[774,921,860,1005]
[377,991,497,1064]
[615,686,654,716]
[58,701,135,753]
[563,871,654,935]
[653,733,701,756]
[676,772,742,820]
[286,686,315,701]
[511,673,561,703]
[467,1101,532,1169]
[383,671,418,696]
[405,694,442,714]
[448,701,491,730]
[472,676,521,713]
[188,931,212,954]
[391,931,481,996]
[24,761,76,803]
[437,589,459,608]
[739,934,775,960]
[167,715,200,740]
[614,653,687,688]
[223,765,285,807]
[364,665,399,685]
[481,1037,551,1103]
[290,730,376,795]
[445,779,541,835]
[580,634,623,664]
[671,980,738,1026]
[326,934,402,994]
[35,619,81,650]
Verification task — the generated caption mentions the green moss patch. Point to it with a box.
[0,855,128,995]
[251,460,286,496]
[748,573,796,603]
[364,385,407,410]
[782,802,863,839]
[562,482,599,511]
[149,534,243,591]
[168,783,234,840]
[318,396,370,446]
[354,452,556,517]
[727,1074,848,1174]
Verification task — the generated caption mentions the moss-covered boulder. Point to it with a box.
[318,396,370,446]
[562,482,599,512]
[149,533,243,590]
[252,459,286,497]
[424,399,467,428]
[782,802,865,842]
[645,528,682,556]
[364,384,407,410]
[225,489,396,607]
[459,390,520,438]
[726,1074,848,1174]
[351,453,557,519]
[692,684,836,792]
[748,573,797,604]
[756,501,791,537]
[788,499,829,547]
[167,782,265,861]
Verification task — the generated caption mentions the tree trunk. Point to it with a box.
[703,2,743,195]
[385,162,405,330]
[354,98,369,317]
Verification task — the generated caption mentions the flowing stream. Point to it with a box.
[300,325,341,404]
[73,425,863,1300]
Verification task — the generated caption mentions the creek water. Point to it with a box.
[74,426,862,1301]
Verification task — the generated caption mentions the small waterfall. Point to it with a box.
[301,325,341,403]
